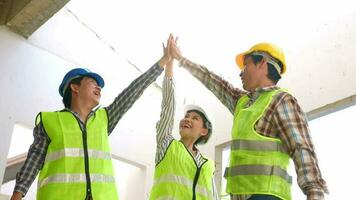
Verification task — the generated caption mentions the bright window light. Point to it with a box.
[7,123,33,159]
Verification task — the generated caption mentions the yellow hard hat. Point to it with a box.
[235,43,287,74]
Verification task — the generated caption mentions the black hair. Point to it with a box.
[188,110,213,145]
[248,53,282,84]
[62,76,84,109]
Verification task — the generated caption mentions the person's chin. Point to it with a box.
[91,100,100,108]
[179,130,189,138]
[242,84,248,91]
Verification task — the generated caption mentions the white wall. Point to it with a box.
[0,194,10,200]
[0,26,71,185]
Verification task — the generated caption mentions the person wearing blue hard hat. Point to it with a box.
[11,35,174,200]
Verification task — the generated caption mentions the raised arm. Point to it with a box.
[105,35,175,134]
[170,37,247,114]
[155,35,178,164]
[156,60,175,144]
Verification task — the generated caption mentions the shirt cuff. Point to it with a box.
[164,76,174,81]
[14,185,27,197]
[154,62,165,71]
[307,188,325,200]
[178,57,187,67]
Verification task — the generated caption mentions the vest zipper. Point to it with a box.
[179,142,209,200]
[82,128,92,199]
[192,159,208,200]
[192,166,201,200]
[70,111,93,199]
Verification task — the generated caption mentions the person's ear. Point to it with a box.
[258,58,269,74]
[200,128,208,137]
[70,83,79,94]
[258,58,267,68]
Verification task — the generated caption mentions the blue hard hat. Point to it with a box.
[58,68,105,97]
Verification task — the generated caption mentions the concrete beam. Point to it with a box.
[0,0,12,24]
[6,0,70,38]
[307,94,356,121]
[2,153,26,184]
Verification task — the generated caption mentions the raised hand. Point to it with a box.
[170,36,182,61]
[158,34,174,68]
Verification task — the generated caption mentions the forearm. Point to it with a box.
[293,148,328,199]
[306,188,326,200]
[156,77,175,144]
[155,77,175,164]
[179,57,246,114]
[106,62,164,133]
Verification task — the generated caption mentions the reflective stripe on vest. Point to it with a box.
[231,139,288,153]
[39,173,116,188]
[153,174,213,198]
[45,148,112,163]
[224,165,292,184]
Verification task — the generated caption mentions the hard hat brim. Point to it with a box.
[235,50,253,71]
[184,105,211,125]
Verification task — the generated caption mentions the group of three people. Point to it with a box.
[11,34,328,200]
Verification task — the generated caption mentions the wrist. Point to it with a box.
[158,57,167,68]
[11,191,24,199]
[176,55,183,62]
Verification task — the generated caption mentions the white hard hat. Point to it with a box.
[184,104,213,144]
[185,105,211,124]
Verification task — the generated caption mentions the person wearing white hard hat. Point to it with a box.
[10,35,174,200]
[149,36,218,200]
[169,39,328,200]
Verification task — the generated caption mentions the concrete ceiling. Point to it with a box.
[0,0,69,38]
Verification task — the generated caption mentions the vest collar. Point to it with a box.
[62,105,102,123]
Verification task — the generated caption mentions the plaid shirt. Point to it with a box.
[14,63,163,196]
[179,57,328,200]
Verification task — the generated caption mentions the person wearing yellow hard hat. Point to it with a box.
[149,35,218,200]
[169,38,328,200]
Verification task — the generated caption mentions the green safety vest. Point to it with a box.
[150,140,215,200]
[225,89,292,200]
[37,109,118,200]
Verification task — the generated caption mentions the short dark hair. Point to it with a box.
[247,53,282,84]
[62,76,84,108]
[189,110,213,145]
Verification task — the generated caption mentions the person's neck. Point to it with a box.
[250,79,276,92]
[180,137,197,156]
[70,100,93,123]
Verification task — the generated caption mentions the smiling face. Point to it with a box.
[71,76,102,108]
[179,111,208,143]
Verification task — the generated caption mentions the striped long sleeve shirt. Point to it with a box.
[155,77,220,200]
[179,57,328,200]
[14,63,163,196]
